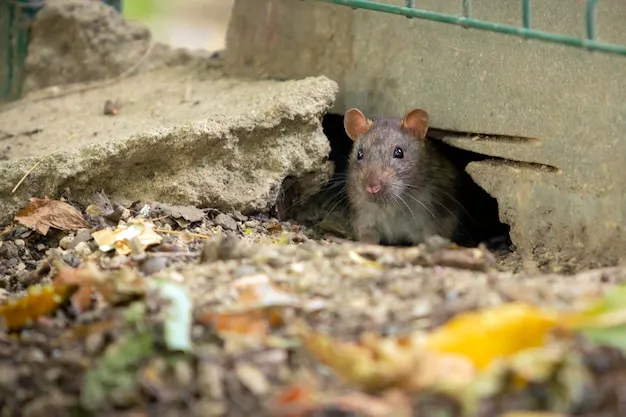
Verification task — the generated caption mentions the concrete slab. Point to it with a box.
[0,65,337,225]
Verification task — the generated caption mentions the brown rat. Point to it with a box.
[344,107,463,245]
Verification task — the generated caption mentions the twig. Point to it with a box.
[11,157,43,193]
[152,228,213,240]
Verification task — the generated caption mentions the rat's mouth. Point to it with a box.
[363,187,393,204]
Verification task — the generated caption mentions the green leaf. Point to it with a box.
[580,325,626,351]
[80,330,154,411]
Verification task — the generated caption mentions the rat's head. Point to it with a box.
[344,107,430,204]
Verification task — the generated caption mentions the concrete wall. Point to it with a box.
[223,0,626,268]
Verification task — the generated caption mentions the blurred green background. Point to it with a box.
[1,0,233,103]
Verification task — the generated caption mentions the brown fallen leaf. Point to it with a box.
[55,262,146,306]
[14,197,89,235]
[197,274,310,337]
[270,382,411,417]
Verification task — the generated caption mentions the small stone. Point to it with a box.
[15,262,26,271]
[7,258,18,266]
[58,236,73,250]
[13,239,25,247]
[69,229,92,249]
[234,265,257,277]
[234,362,270,395]
[140,256,168,276]
[174,360,194,387]
[214,213,238,231]
[85,332,105,355]
[232,211,248,222]
[36,244,46,252]
[197,362,225,400]
[0,241,19,258]
[73,242,92,257]
[244,220,259,228]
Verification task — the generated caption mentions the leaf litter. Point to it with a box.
[1,193,626,415]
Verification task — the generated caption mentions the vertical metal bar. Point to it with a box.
[405,0,414,8]
[522,0,531,28]
[586,0,597,40]
[462,0,472,18]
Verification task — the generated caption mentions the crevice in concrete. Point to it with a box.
[429,127,541,144]
[289,113,513,251]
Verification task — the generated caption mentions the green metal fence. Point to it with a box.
[0,0,122,104]
[313,0,626,57]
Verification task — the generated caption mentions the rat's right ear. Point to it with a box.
[344,108,373,142]
[401,108,430,140]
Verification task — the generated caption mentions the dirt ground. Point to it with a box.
[1,193,626,416]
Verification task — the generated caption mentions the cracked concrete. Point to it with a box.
[0,65,337,225]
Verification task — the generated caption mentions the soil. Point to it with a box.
[1,194,626,416]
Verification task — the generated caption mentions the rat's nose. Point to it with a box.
[366,183,381,194]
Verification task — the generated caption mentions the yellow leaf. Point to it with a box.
[298,324,474,393]
[425,303,560,370]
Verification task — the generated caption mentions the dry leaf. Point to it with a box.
[425,302,560,370]
[197,275,305,337]
[56,262,146,306]
[269,380,325,417]
[271,382,411,417]
[92,218,162,256]
[0,280,77,331]
[70,284,94,313]
[298,324,474,393]
[14,197,89,235]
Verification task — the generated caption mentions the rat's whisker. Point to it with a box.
[404,193,437,221]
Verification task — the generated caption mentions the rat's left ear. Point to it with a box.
[401,108,429,140]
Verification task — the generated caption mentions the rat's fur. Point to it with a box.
[345,109,462,245]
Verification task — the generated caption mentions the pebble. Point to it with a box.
[69,229,92,249]
[73,242,92,257]
[214,214,238,231]
[140,256,168,276]
[58,236,73,250]
[234,362,269,395]
[232,211,248,222]
[0,241,19,258]
[36,244,46,252]
[14,239,25,247]
[243,220,259,229]
[234,265,257,277]
[197,362,225,400]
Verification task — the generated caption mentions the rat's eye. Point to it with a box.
[393,147,404,159]
[357,149,364,160]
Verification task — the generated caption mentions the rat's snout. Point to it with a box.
[362,168,386,197]
[366,183,381,194]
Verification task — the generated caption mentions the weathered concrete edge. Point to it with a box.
[0,76,339,225]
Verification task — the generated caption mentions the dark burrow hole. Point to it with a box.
[278,114,512,252]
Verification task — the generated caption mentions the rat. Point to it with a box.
[343,107,464,246]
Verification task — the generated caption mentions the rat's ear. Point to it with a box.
[344,108,373,142]
[401,108,429,140]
